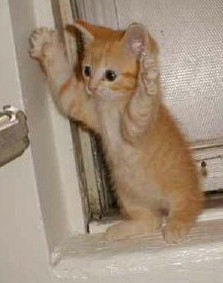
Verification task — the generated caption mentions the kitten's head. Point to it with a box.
[69,20,158,100]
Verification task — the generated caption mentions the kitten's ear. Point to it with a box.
[122,23,149,57]
[67,19,94,44]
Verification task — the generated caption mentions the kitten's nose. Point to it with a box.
[88,82,98,93]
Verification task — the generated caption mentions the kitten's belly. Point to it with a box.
[101,107,162,204]
[106,138,162,205]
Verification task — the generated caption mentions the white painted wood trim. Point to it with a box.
[75,0,119,28]
[24,0,85,253]
[57,0,104,221]
[53,219,223,283]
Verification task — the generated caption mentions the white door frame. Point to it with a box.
[0,0,83,282]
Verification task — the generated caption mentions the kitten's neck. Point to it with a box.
[95,93,130,113]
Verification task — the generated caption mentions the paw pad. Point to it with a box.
[30,27,60,59]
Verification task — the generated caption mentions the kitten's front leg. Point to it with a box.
[122,53,160,142]
[30,28,99,132]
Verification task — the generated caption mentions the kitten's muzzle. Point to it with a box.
[86,85,97,96]
[89,85,97,93]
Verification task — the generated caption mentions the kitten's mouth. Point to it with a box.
[85,85,123,100]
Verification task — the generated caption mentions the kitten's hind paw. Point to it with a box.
[104,223,127,241]
[30,27,62,60]
[162,220,191,244]
[104,219,158,241]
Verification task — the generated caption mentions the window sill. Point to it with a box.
[88,206,223,234]
[52,218,223,281]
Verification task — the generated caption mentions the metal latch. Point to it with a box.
[0,105,29,167]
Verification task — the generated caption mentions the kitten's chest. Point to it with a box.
[100,106,122,151]
[97,100,136,168]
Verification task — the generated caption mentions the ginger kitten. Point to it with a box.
[30,20,203,243]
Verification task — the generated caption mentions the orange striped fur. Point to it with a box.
[30,20,203,243]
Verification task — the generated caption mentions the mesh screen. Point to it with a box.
[80,0,223,143]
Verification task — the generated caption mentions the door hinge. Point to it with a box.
[0,105,29,167]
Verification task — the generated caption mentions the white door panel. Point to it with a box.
[0,0,22,108]
[0,1,51,282]
[0,1,70,282]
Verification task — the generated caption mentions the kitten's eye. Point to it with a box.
[83,65,91,77]
[105,70,117,82]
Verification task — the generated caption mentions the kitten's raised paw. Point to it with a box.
[162,220,191,244]
[141,54,158,79]
[30,27,61,60]
[139,53,159,96]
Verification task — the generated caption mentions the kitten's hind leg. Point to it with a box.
[162,192,203,243]
[105,205,161,241]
